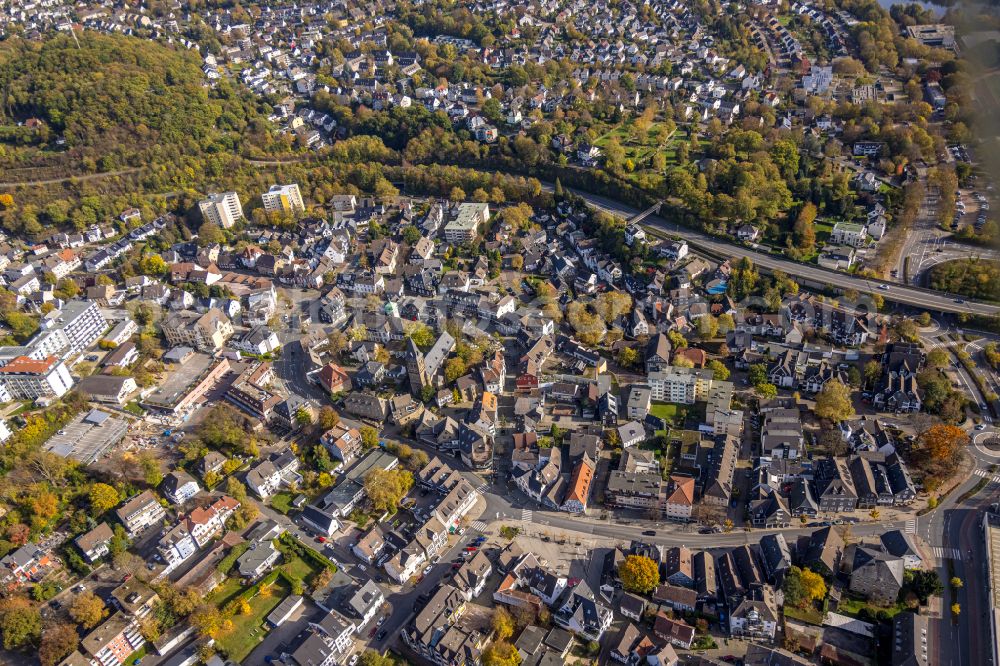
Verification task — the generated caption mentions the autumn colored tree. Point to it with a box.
[39,622,79,666]
[920,424,968,462]
[783,566,826,609]
[617,347,639,368]
[491,607,515,641]
[482,641,522,666]
[363,468,414,512]
[0,598,41,650]
[707,359,730,381]
[800,568,827,603]
[89,483,120,514]
[318,406,340,430]
[7,523,29,546]
[814,380,855,422]
[69,592,107,629]
[794,203,817,250]
[618,555,660,595]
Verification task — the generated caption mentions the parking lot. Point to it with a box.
[42,408,130,464]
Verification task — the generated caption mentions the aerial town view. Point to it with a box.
[2,0,1000,665]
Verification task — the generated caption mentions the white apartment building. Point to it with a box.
[443,202,490,244]
[1,300,110,365]
[115,491,167,537]
[261,183,305,213]
[198,191,244,228]
[157,523,198,575]
[647,367,714,404]
[46,300,108,354]
[187,495,240,547]
[0,356,74,399]
[829,222,869,248]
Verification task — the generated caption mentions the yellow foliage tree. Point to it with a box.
[800,568,827,603]
[618,555,660,595]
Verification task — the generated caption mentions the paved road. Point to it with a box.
[932,432,1000,666]
[566,187,1000,316]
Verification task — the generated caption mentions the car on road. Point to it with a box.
[977,424,987,430]
[464,546,478,552]
[376,630,387,641]
[955,298,965,304]
[369,626,378,638]
[423,565,434,575]
[316,536,326,543]
[377,616,386,627]
[878,284,889,291]
[349,655,359,666]
[642,530,656,536]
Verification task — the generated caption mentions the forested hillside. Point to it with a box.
[0,33,283,234]
[0,32,277,164]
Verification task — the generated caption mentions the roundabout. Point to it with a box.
[973,428,1000,460]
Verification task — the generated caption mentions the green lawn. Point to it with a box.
[649,402,681,423]
[784,604,825,625]
[124,645,147,666]
[270,492,296,515]
[216,577,292,662]
[123,401,144,416]
[207,577,245,607]
[836,595,907,620]
[280,551,323,585]
[594,121,686,166]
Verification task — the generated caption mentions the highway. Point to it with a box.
[566,187,1000,316]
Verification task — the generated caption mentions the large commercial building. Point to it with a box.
[443,202,490,244]
[261,183,305,213]
[198,191,244,228]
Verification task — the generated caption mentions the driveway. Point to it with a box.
[243,597,319,666]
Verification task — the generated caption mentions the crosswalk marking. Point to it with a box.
[469,520,487,532]
[905,520,917,535]
[473,483,489,495]
[521,509,533,523]
[973,468,1000,484]
[933,547,962,559]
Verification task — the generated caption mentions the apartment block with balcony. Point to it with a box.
[647,367,714,404]
[0,355,74,399]
[198,191,244,228]
[115,490,167,537]
[161,308,233,351]
[79,612,145,666]
[262,183,305,213]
